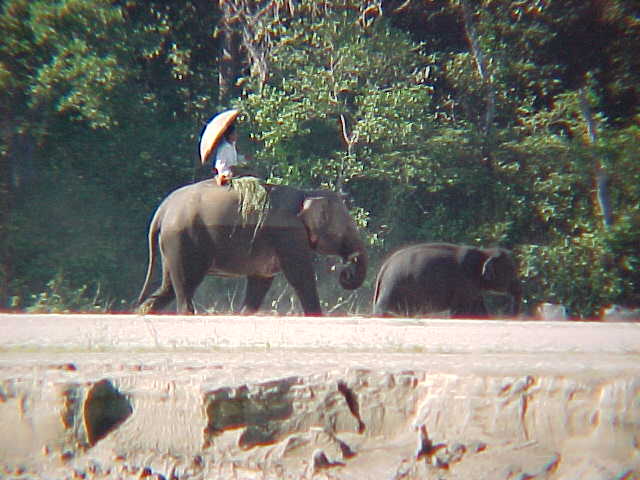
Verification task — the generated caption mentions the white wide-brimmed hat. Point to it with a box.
[198,109,239,166]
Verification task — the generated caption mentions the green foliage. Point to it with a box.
[2,0,638,316]
[0,0,130,131]
[242,11,434,187]
[520,235,608,317]
[24,272,109,313]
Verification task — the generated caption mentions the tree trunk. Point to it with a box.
[579,88,613,229]
[460,0,497,221]
[218,1,244,104]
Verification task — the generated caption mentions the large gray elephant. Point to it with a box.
[373,243,521,318]
[137,179,368,315]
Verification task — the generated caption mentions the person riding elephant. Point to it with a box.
[211,122,258,185]
[136,179,368,315]
[199,109,256,186]
[373,242,522,318]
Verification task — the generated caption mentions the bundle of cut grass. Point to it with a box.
[231,176,270,227]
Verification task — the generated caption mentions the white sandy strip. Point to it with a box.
[1,314,638,354]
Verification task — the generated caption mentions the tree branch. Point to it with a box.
[460,0,495,138]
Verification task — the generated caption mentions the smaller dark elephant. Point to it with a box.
[373,243,522,318]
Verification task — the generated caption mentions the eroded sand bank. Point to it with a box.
[1,314,639,479]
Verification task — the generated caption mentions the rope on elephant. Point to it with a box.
[230,176,270,229]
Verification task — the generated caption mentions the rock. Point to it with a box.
[437,442,466,466]
[311,448,344,471]
[601,304,640,322]
[535,302,569,321]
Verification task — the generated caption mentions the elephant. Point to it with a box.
[136,178,368,315]
[372,243,521,318]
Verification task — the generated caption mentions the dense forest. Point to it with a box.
[1,0,638,317]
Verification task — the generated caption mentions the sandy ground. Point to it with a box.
[3,313,639,353]
[1,314,639,479]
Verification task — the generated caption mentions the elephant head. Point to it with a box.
[298,193,368,290]
[479,248,522,315]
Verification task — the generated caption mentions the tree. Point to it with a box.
[1,0,221,309]
[241,9,435,237]
[0,0,130,306]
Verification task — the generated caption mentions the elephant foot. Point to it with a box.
[137,301,153,315]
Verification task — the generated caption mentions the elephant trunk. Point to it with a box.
[339,248,368,290]
[509,280,523,316]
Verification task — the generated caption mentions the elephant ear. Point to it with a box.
[481,251,503,281]
[298,196,330,247]
[460,247,486,281]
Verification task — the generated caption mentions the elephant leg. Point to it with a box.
[375,280,419,317]
[278,254,321,315]
[451,296,488,318]
[283,264,322,315]
[372,296,387,316]
[472,298,489,317]
[373,282,395,316]
[164,236,212,314]
[283,261,321,315]
[241,276,274,314]
[170,261,209,314]
[138,267,175,314]
[271,231,322,315]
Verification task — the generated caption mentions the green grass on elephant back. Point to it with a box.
[231,177,270,227]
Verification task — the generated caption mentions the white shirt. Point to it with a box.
[214,138,238,177]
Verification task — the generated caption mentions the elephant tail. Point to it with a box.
[372,263,385,313]
[136,212,161,308]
